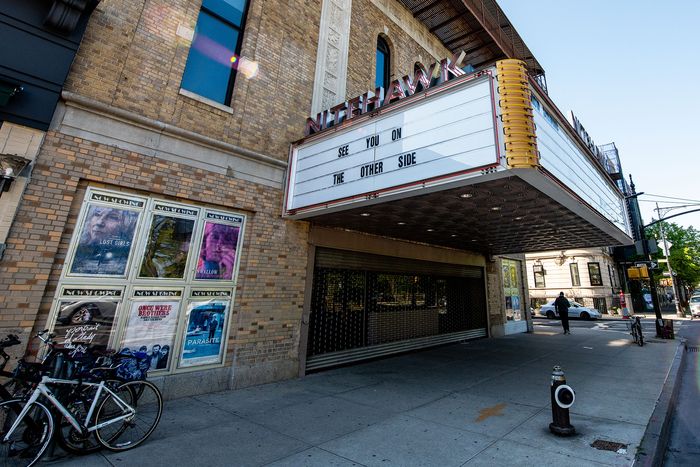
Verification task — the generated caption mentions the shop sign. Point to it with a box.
[286,70,500,214]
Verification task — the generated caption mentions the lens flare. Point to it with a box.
[237,57,259,79]
[192,35,259,79]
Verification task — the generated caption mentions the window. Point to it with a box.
[533,266,545,288]
[376,36,390,90]
[569,263,580,287]
[588,262,603,286]
[181,0,250,105]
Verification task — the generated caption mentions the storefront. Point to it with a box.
[305,247,487,370]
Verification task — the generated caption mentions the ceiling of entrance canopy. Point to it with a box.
[398,0,545,84]
[303,171,631,256]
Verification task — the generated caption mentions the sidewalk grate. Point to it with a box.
[591,440,627,453]
[686,346,699,352]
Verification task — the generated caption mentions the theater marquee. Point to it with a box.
[284,71,502,217]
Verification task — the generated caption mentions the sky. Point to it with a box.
[497,0,700,231]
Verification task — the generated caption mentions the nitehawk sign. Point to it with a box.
[284,56,502,217]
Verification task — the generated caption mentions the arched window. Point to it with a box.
[375,36,390,90]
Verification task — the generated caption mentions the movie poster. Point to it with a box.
[70,205,140,276]
[122,300,180,371]
[53,300,119,351]
[139,215,195,279]
[195,222,240,280]
[179,300,229,367]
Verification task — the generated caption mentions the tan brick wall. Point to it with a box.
[0,132,309,372]
[65,0,322,162]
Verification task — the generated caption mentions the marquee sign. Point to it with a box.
[284,71,501,216]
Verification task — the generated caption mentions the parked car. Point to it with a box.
[690,295,700,319]
[538,300,601,320]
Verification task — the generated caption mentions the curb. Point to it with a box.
[633,338,687,466]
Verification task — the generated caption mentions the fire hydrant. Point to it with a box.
[549,365,575,436]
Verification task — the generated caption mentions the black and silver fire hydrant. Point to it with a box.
[549,365,575,436]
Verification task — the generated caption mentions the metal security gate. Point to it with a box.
[306,248,487,371]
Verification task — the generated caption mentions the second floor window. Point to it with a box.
[181,0,249,106]
[376,37,390,90]
[588,262,603,286]
[533,269,545,288]
[569,263,580,287]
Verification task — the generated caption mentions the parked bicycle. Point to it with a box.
[630,315,644,346]
[0,332,163,466]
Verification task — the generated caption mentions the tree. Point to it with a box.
[646,222,700,300]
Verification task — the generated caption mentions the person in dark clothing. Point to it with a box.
[554,292,571,334]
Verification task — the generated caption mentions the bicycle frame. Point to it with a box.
[2,375,135,442]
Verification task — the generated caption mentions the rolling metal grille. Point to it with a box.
[307,249,487,370]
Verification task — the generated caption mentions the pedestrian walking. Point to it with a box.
[555,292,571,334]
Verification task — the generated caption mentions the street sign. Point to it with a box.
[663,272,671,277]
[635,261,658,269]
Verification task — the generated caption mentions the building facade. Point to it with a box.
[525,248,622,314]
[0,0,632,398]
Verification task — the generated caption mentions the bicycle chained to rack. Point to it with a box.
[0,331,163,466]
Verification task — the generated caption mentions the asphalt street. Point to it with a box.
[532,316,667,339]
[664,321,700,465]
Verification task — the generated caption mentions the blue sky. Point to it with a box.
[498,0,700,231]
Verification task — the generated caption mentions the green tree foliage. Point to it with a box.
[646,222,700,293]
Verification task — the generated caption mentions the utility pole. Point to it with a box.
[655,203,683,317]
[626,177,664,337]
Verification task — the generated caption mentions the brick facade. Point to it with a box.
[1,0,513,392]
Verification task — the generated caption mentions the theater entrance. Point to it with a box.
[305,248,487,371]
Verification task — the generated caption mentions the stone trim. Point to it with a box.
[310,0,353,115]
[56,91,287,188]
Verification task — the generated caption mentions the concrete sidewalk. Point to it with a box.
[47,326,681,466]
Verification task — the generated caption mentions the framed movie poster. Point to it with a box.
[179,295,230,368]
[194,212,244,281]
[139,214,196,279]
[52,298,120,351]
[69,201,142,277]
[122,290,181,372]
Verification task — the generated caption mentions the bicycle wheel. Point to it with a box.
[56,380,130,455]
[0,399,53,467]
[638,329,644,347]
[94,380,162,451]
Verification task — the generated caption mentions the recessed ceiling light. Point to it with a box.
[459,193,473,199]
[397,221,406,225]
[515,216,523,220]
[427,228,434,232]
[471,239,477,242]
[491,206,501,211]
[360,213,370,217]
[450,234,457,237]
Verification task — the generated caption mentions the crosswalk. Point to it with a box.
[534,318,680,336]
